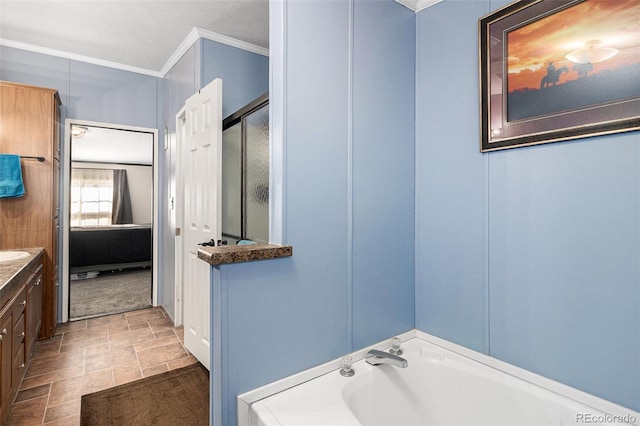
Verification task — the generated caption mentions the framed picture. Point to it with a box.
[479,0,640,152]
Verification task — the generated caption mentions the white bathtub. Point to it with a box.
[240,331,639,426]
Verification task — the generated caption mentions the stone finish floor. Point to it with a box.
[7,307,197,425]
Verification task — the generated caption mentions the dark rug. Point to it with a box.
[80,363,209,425]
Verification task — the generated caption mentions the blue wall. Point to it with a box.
[213,1,416,424]
[352,0,415,349]
[200,40,268,118]
[415,0,640,412]
[0,46,159,129]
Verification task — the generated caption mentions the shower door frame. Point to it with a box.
[222,92,269,243]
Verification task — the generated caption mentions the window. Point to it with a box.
[70,168,113,226]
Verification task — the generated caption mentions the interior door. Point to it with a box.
[180,79,222,370]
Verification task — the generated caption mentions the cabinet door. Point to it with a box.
[27,266,43,358]
[12,344,25,391]
[0,308,13,422]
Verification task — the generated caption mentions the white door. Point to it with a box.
[177,79,222,370]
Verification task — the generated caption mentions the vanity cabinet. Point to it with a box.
[0,80,60,340]
[0,253,43,424]
[0,285,27,423]
[0,303,13,423]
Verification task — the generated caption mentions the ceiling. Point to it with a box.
[71,125,154,165]
[0,0,269,76]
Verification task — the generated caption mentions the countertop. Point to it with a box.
[197,243,292,265]
[0,248,44,305]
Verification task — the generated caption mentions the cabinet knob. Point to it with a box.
[19,363,25,369]
[20,300,27,307]
[36,278,41,286]
[0,328,6,340]
[20,331,25,338]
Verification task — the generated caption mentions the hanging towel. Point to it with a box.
[0,154,25,198]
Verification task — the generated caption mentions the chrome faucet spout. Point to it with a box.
[366,349,408,368]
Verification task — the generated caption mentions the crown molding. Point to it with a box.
[0,38,162,77]
[1,27,268,79]
[195,28,269,57]
[159,27,269,78]
[395,0,444,12]
[158,27,200,77]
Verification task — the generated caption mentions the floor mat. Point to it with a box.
[80,363,209,426]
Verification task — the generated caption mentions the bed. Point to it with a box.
[69,224,152,274]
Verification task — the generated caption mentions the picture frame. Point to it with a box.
[479,0,640,152]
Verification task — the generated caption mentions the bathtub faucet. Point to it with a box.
[366,349,408,368]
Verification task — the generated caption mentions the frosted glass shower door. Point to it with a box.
[222,123,241,239]
[244,103,269,243]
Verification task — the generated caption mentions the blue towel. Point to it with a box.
[0,154,25,198]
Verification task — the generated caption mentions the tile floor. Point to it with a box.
[7,307,198,425]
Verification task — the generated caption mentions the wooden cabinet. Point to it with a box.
[0,80,60,339]
[0,253,43,424]
[0,285,27,423]
[0,305,13,423]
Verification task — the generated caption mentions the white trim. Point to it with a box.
[174,106,187,327]
[268,0,286,245]
[346,0,354,352]
[0,38,162,78]
[238,330,640,425]
[415,0,445,12]
[2,26,268,79]
[394,0,419,11]
[237,330,417,425]
[61,121,72,323]
[159,27,269,77]
[394,0,444,12]
[61,119,159,322]
[159,28,201,78]
[195,28,269,57]
[152,128,159,309]
[415,331,640,422]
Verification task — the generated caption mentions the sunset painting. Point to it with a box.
[505,0,640,121]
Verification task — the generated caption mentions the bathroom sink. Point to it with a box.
[0,251,30,263]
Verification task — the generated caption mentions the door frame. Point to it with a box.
[61,119,159,323]
[173,106,186,326]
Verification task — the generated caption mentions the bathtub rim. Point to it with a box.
[237,329,639,426]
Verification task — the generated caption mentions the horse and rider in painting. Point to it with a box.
[507,59,640,122]
[540,62,569,88]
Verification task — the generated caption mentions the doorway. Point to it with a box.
[62,120,159,322]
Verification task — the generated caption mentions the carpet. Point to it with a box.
[70,268,152,319]
[80,363,209,426]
